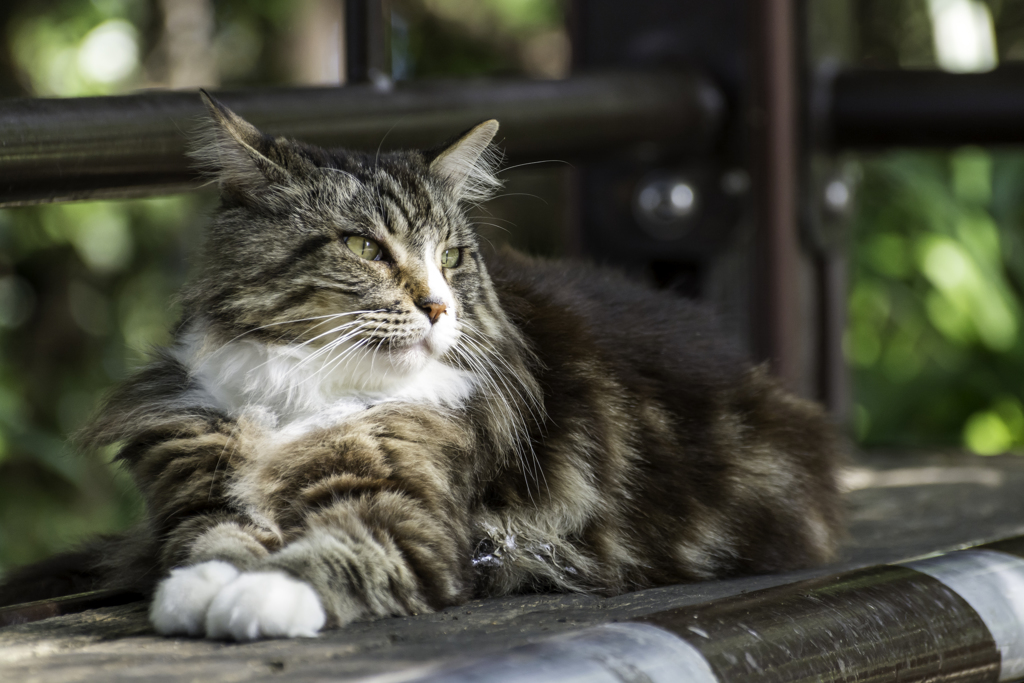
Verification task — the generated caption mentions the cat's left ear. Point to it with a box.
[428,120,502,203]
[192,90,293,197]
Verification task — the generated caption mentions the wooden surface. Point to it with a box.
[3,450,1024,683]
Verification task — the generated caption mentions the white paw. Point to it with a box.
[205,571,326,641]
[150,560,240,636]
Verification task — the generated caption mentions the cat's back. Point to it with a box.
[485,248,746,397]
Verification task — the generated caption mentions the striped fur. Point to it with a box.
[58,94,843,639]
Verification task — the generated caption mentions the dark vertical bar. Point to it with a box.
[566,0,587,72]
[805,2,850,412]
[345,0,369,83]
[821,253,849,416]
[345,0,389,84]
[750,0,803,390]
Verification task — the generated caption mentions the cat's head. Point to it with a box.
[181,92,511,385]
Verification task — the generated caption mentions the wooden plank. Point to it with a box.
[3,451,1024,682]
[0,590,141,629]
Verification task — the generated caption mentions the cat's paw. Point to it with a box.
[204,571,326,641]
[150,560,240,636]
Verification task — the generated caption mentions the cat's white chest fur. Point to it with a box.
[174,325,478,438]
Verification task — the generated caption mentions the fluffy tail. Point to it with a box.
[0,527,158,608]
[0,547,107,608]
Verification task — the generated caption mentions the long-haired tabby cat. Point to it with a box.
[0,93,843,641]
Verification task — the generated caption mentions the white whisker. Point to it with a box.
[497,159,573,174]
[451,321,546,497]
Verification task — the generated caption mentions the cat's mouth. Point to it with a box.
[384,331,436,357]
[387,327,454,361]
[411,335,440,356]
[368,318,457,367]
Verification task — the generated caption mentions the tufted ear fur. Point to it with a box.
[428,119,502,204]
[192,90,293,198]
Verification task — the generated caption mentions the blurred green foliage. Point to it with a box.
[6,0,298,97]
[0,194,210,568]
[849,150,1024,453]
[840,0,1024,455]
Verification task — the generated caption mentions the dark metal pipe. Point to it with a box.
[345,0,390,84]
[345,0,370,83]
[829,65,1024,149]
[402,535,1024,682]
[0,71,722,207]
[749,0,804,392]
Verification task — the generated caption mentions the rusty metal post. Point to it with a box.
[750,0,805,392]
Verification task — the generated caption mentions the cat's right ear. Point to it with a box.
[427,120,503,204]
[192,90,291,197]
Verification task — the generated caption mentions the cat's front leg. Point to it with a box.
[145,511,329,639]
[153,503,441,641]
[151,406,476,641]
[142,481,329,639]
[158,507,466,643]
[115,415,323,640]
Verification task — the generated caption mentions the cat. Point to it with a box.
[0,92,844,641]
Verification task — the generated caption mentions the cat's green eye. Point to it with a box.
[344,235,382,261]
[441,248,461,269]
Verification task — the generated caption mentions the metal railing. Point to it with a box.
[827,66,1024,149]
[0,71,721,207]
[5,65,1024,205]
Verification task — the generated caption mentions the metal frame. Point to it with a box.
[749,0,803,391]
[5,66,1021,206]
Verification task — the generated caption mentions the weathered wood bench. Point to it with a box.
[3,450,1023,683]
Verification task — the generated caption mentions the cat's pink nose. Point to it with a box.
[420,301,447,324]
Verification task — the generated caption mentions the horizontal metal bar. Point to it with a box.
[828,65,1024,149]
[410,535,1024,683]
[7,65,1024,208]
[0,71,723,207]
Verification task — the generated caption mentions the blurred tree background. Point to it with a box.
[833,0,1024,453]
[2,0,1024,574]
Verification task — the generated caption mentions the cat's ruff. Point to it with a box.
[177,320,480,433]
